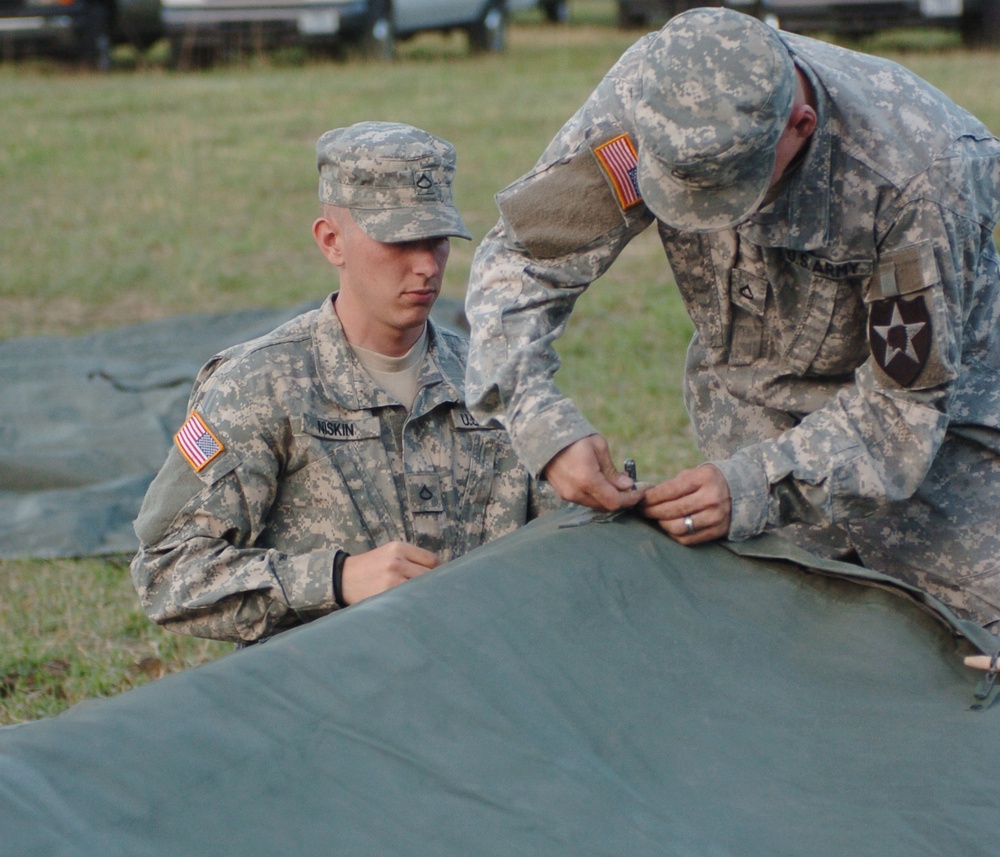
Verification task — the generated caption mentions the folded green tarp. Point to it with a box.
[1,509,997,856]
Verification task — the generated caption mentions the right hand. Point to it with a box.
[341,541,440,605]
[543,434,646,512]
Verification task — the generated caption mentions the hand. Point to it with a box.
[543,434,646,512]
[640,464,732,545]
[341,541,440,605]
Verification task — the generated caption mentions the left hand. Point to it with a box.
[640,464,732,545]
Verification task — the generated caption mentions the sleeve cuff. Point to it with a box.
[273,549,341,617]
[514,400,600,479]
[710,454,770,542]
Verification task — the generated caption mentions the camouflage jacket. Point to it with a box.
[465,31,1000,545]
[132,295,554,643]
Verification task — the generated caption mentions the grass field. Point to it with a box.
[2,2,999,723]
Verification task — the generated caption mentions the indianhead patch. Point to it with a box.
[868,296,932,387]
[175,411,224,472]
[593,134,642,210]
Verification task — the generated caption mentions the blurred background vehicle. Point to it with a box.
[615,0,999,45]
[520,0,570,21]
[163,0,565,67]
[0,0,566,69]
[0,0,160,68]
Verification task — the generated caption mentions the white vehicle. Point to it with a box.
[616,0,999,45]
[163,0,565,66]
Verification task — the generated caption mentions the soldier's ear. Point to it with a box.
[789,103,817,142]
[313,215,345,267]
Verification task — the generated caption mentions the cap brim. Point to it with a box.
[636,147,776,233]
[351,204,472,243]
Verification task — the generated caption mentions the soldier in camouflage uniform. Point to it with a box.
[465,8,1000,629]
[132,122,557,644]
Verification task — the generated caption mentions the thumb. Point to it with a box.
[593,441,634,490]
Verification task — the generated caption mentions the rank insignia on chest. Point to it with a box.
[868,295,932,387]
[175,411,225,472]
[593,134,643,210]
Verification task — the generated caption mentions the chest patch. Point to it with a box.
[868,295,932,387]
[302,413,381,441]
[450,408,495,431]
[781,250,873,280]
[408,472,444,514]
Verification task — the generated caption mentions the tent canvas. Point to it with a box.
[1,509,997,856]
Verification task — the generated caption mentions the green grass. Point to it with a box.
[2,3,998,723]
[0,557,230,723]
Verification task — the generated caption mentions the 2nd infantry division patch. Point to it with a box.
[175,411,225,472]
[868,295,932,387]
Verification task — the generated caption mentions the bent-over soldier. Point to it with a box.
[464,9,1000,630]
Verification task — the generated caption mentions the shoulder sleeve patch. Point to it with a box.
[864,240,955,388]
[174,411,225,472]
[496,146,629,259]
[592,134,643,210]
[867,295,933,387]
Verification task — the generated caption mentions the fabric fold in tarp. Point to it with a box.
[0,299,465,559]
[0,509,997,856]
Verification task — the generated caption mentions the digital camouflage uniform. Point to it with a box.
[465,9,1000,627]
[132,297,553,643]
[132,121,557,644]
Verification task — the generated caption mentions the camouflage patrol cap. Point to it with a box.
[317,121,472,243]
[633,7,796,232]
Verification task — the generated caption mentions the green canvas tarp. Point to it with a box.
[1,509,997,856]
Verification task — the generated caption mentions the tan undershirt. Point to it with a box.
[350,327,428,411]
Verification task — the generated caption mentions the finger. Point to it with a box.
[652,491,732,542]
[660,515,729,545]
[676,520,729,545]
[400,544,440,569]
[547,462,630,511]
[580,475,646,512]
[396,561,435,581]
[639,487,702,522]
[643,470,703,506]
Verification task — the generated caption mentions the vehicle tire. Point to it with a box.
[467,1,506,53]
[961,0,1000,45]
[358,0,394,60]
[79,1,113,71]
[542,0,569,23]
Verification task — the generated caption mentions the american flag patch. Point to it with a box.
[593,134,642,210]
[175,411,224,472]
